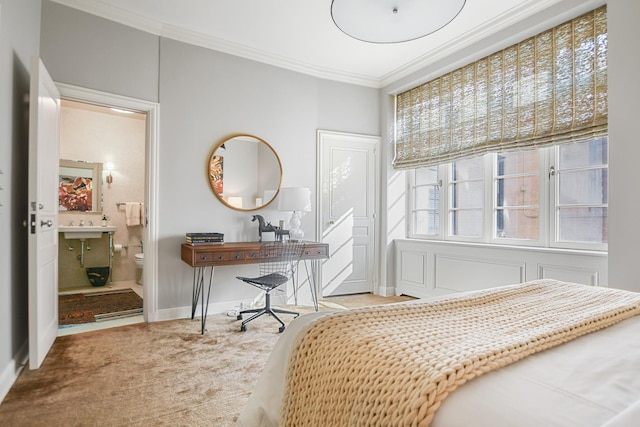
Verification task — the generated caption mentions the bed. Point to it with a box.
[237,279,640,427]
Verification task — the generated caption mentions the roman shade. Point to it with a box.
[394,6,607,170]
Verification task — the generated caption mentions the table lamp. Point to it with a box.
[278,187,311,241]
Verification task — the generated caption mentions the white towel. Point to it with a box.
[139,203,145,227]
[125,202,141,226]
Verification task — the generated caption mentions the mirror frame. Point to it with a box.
[207,134,283,212]
[58,159,103,213]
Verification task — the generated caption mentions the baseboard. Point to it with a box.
[377,285,396,297]
[154,299,248,322]
[0,339,28,404]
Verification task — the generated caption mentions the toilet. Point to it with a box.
[135,253,144,285]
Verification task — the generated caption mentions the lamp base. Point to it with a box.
[288,211,304,241]
[289,228,304,241]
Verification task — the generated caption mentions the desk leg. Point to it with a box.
[191,266,215,334]
[303,260,319,312]
[191,268,201,320]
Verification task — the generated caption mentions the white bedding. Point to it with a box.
[237,292,640,427]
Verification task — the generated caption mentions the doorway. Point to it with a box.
[57,99,144,333]
[56,84,159,334]
[317,130,380,297]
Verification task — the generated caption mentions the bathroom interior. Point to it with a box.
[57,99,147,323]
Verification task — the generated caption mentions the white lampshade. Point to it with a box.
[278,187,311,212]
[278,187,311,241]
[331,0,466,44]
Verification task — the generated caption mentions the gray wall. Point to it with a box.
[608,0,640,290]
[40,1,159,102]
[0,0,41,398]
[38,2,380,311]
[157,39,380,309]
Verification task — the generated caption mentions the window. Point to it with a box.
[450,157,484,238]
[555,138,608,246]
[408,138,608,250]
[495,150,539,241]
[411,166,440,237]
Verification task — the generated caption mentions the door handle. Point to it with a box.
[40,220,53,227]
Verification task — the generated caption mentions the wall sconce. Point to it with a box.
[105,162,114,184]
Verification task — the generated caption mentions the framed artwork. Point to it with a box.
[59,159,102,212]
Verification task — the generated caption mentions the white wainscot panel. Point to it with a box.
[435,254,524,293]
[396,249,428,297]
[538,264,599,286]
[400,251,426,285]
[393,239,607,298]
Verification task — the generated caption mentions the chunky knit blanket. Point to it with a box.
[281,280,640,426]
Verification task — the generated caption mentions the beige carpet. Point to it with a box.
[0,294,412,426]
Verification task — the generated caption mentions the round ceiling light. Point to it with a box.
[331,0,466,44]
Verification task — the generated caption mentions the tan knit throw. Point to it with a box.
[281,280,640,426]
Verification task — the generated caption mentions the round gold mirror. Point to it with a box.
[208,134,283,211]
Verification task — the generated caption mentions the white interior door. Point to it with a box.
[317,130,379,296]
[28,57,60,369]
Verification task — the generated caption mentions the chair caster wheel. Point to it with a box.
[278,326,285,333]
[240,324,247,332]
[237,314,243,320]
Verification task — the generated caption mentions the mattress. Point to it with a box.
[237,283,640,427]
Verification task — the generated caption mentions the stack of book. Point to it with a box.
[185,232,224,245]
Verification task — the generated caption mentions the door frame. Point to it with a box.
[56,83,160,322]
[316,129,380,296]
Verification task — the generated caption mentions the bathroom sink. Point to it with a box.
[59,225,116,240]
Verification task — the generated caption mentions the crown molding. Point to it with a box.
[50,0,381,87]
[51,0,591,89]
[159,23,381,88]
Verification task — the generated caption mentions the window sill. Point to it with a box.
[396,238,607,258]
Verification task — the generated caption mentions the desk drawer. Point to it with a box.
[195,251,229,264]
[303,245,329,259]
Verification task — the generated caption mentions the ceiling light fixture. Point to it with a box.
[331,0,466,44]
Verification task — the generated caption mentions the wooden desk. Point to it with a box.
[181,241,329,334]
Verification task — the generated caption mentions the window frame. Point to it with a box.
[407,140,608,252]
[549,143,609,252]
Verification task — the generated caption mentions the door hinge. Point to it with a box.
[30,213,36,234]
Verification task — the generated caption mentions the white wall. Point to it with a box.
[0,0,41,403]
